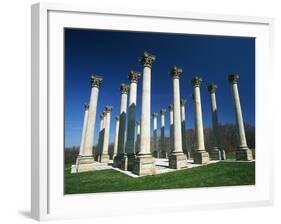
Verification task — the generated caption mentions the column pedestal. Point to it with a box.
[193,151,209,164]
[209,148,221,160]
[133,154,155,176]
[127,153,135,171]
[76,156,96,173]
[169,152,187,169]
[99,154,110,163]
[236,147,253,161]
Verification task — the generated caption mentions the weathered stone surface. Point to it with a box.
[99,154,110,163]
[236,148,253,161]
[209,149,221,160]
[193,151,209,164]
[169,152,187,169]
[133,155,155,176]
[76,156,95,172]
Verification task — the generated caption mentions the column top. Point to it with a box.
[120,83,130,94]
[84,102,89,110]
[191,76,202,87]
[168,104,173,111]
[180,98,186,106]
[160,109,166,115]
[208,83,218,93]
[139,51,156,68]
[128,70,141,83]
[115,116,120,121]
[100,111,106,119]
[90,75,103,88]
[169,66,183,79]
[152,112,158,118]
[136,121,140,125]
[105,105,113,113]
[228,73,239,84]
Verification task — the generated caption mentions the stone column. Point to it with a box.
[228,74,253,161]
[135,121,141,155]
[125,70,141,171]
[95,111,105,162]
[192,76,209,164]
[77,75,102,172]
[113,83,130,169]
[168,66,187,169]
[133,51,156,176]
[208,84,226,160]
[78,103,89,156]
[152,112,158,158]
[75,103,89,170]
[113,116,120,159]
[100,106,112,163]
[180,99,190,159]
[168,104,174,156]
[160,109,167,158]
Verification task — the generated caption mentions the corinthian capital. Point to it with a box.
[90,75,103,88]
[170,66,183,79]
[128,70,141,83]
[84,102,89,110]
[208,83,218,93]
[160,109,166,115]
[228,73,239,84]
[120,83,130,94]
[191,76,202,87]
[139,51,156,68]
[180,99,186,106]
[105,105,113,113]
[168,104,173,111]
[152,112,158,118]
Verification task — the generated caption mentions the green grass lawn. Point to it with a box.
[64,161,255,194]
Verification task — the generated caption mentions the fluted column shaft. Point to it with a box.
[208,85,219,148]
[135,121,141,154]
[231,82,247,147]
[113,117,120,157]
[79,103,89,156]
[180,99,188,155]
[152,113,158,155]
[194,85,205,151]
[172,78,183,153]
[169,104,174,154]
[125,71,141,154]
[117,84,129,154]
[139,66,152,155]
[101,107,112,155]
[160,109,166,157]
[83,76,102,156]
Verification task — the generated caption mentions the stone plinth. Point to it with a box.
[76,156,95,173]
[169,153,187,169]
[133,155,155,176]
[236,147,253,161]
[193,151,209,164]
[209,148,221,160]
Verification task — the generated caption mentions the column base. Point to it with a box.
[169,152,188,169]
[127,153,136,171]
[152,151,158,158]
[186,151,191,160]
[70,164,77,173]
[160,151,167,158]
[113,153,128,170]
[76,155,95,173]
[193,150,209,164]
[236,147,253,161]
[99,153,110,164]
[209,148,221,160]
[133,154,155,176]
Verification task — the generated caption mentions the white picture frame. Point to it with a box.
[31,2,274,221]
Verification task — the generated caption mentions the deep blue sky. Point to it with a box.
[64,28,255,147]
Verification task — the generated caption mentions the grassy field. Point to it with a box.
[64,161,255,194]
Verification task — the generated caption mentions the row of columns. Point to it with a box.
[75,52,253,174]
